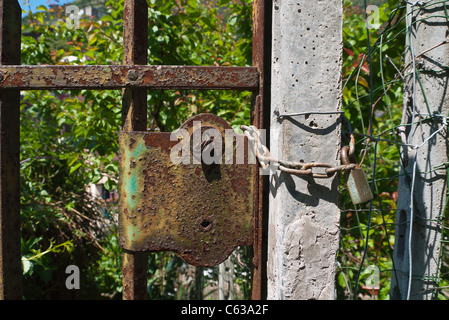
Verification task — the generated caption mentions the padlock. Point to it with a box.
[341,145,373,205]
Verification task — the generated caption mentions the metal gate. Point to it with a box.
[0,0,269,300]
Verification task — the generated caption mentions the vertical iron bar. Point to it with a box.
[122,0,148,131]
[0,0,22,300]
[122,250,149,300]
[251,0,270,300]
[121,0,149,300]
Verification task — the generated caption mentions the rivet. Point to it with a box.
[127,69,138,81]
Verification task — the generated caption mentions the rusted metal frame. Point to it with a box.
[0,65,259,91]
[0,0,266,300]
[121,0,149,300]
[0,0,22,300]
[250,0,270,300]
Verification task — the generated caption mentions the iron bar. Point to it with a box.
[250,0,269,300]
[0,0,22,300]
[121,0,149,301]
[0,65,259,91]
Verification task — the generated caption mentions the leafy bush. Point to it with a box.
[337,0,406,300]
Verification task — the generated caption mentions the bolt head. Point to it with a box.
[127,69,138,81]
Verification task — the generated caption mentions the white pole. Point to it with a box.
[267,0,344,299]
[391,0,448,300]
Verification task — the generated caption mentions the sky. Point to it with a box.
[20,0,72,13]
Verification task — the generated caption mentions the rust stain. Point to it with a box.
[0,65,259,91]
[143,132,177,153]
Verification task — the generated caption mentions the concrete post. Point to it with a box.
[267,0,343,299]
[391,1,448,300]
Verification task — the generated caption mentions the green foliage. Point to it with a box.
[143,0,253,132]
[20,0,253,299]
[338,0,407,300]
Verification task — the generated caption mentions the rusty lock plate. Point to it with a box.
[118,114,256,267]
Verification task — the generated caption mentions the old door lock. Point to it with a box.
[118,113,257,267]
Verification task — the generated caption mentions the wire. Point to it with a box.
[353,141,378,299]
[404,1,418,300]
[353,0,377,300]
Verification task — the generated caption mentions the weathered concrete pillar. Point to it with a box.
[267,0,343,299]
[391,0,448,300]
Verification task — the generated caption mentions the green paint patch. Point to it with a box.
[127,223,141,246]
[121,135,147,212]
[125,173,139,210]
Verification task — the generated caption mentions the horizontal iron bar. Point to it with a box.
[0,65,259,90]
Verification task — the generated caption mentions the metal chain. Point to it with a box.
[241,125,356,179]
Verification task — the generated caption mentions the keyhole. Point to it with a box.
[199,219,212,231]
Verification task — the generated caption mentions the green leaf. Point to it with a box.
[69,162,82,174]
[101,15,114,23]
[337,272,347,289]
